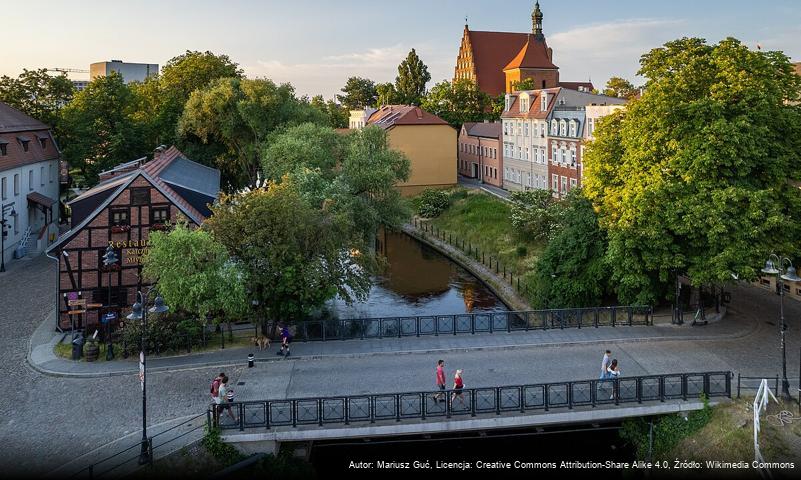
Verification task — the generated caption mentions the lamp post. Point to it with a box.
[1,202,18,273]
[762,254,801,401]
[127,289,169,465]
[102,246,119,360]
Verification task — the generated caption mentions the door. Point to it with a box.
[471,163,478,178]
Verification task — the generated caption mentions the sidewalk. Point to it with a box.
[458,175,511,201]
[28,306,757,378]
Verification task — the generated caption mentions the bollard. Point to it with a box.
[248,353,255,368]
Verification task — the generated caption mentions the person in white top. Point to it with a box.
[215,375,237,423]
[600,350,611,379]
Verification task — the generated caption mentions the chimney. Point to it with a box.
[153,145,166,161]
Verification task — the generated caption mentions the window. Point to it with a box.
[570,148,577,166]
[551,120,558,135]
[551,145,557,163]
[569,121,577,137]
[570,178,578,189]
[21,140,29,152]
[559,120,566,136]
[131,187,150,206]
[552,174,558,192]
[540,93,547,111]
[40,137,47,149]
[520,97,529,112]
[110,208,130,226]
[561,176,568,193]
[151,206,169,224]
[588,118,594,136]
[1,177,5,200]
[524,122,529,136]
[13,174,19,195]
[40,166,45,186]
[0,142,7,156]
[525,147,529,160]
[28,170,33,191]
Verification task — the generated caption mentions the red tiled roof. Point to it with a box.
[367,105,450,129]
[501,87,561,120]
[503,35,557,71]
[0,101,49,133]
[467,30,531,97]
[559,81,595,92]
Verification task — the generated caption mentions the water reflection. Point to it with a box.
[327,229,508,319]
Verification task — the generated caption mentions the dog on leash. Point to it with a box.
[252,335,271,351]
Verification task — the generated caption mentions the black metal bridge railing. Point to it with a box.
[210,371,731,432]
[296,305,653,342]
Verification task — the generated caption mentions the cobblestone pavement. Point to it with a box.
[0,256,241,476]
[2,255,801,476]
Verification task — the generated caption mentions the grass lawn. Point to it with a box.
[665,397,799,471]
[414,188,544,289]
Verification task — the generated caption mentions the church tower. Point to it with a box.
[503,1,559,92]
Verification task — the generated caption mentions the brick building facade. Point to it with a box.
[458,122,502,188]
[47,146,220,331]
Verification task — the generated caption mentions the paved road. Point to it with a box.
[1,255,800,477]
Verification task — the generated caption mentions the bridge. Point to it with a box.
[214,371,731,455]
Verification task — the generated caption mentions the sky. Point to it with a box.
[1,0,800,99]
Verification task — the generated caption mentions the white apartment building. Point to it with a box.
[90,60,158,84]
[501,87,626,193]
[0,102,61,268]
[348,107,378,130]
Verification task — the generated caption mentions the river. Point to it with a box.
[327,229,508,319]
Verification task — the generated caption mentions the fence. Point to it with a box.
[294,305,652,342]
[736,374,780,399]
[211,371,731,432]
[411,217,532,296]
[69,412,207,479]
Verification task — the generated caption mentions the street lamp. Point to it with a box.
[102,246,119,360]
[127,289,169,465]
[1,203,18,273]
[762,254,800,401]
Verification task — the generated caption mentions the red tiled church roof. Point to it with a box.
[466,31,530,97]
[503,35,557,71]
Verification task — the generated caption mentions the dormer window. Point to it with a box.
[559,120,567,136]
[0,140,7,156]
[551,120,558,135]
[39,137,47,149]
[569,120,577,137]
[541,93,547,111]
[520,96,529,112]
[18,136,30,152]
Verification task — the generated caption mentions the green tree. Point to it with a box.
[309,95,348,128]
[142,222,248,324]
[0,68,75,130]
[261,124,411,243]
[530,190,609,308]
[205,179,373,331]
[375,82,400,106]
[60,73,144,181]
[395,49,431,106]
[337,77,377,110]
[511,77,537,92]
[602,76,638,99]
[179,77,326,189]
[584,37,801,305]
[509,189,564,242]
[421,79,493,129]
[134,50,243,151]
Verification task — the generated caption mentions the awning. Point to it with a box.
[27,191,56,209]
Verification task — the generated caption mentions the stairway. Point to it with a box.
[14,226,31,258]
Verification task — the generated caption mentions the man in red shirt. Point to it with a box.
[433,360,446,402]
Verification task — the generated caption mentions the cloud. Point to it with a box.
[245,43,453,100]
[548,18,686,86]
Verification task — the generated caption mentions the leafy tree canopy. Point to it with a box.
[0,68,74,130]
[142,222,248,322]
[583,37,801,305]
[602,76,639,99]
[421,79,495,129]
[395,49,431,106]
[376,82,400,107]
[179,77,326,189]
[509,189,564,242]
[337,76,378,110]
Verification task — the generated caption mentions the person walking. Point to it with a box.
[600,350,611,379]
[216,375,238,423]
[606,359,620,400]
[277,324,292,357]
[210,372,225,424]
[433,360,446,402]
[451,369,465,407]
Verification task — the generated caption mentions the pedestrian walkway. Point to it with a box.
[458,175,511,201]
[28,306,756,378]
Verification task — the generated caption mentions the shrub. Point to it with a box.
[509,190,563,242]
[516,245,528,257]
[418,189,450,218]
[202,427,245,466]
[119,312,204,356]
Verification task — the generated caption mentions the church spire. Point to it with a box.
[532,1,544,39]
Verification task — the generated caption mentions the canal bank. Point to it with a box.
[402,222,532,312]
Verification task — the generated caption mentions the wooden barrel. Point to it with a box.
[85,342,99,362]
